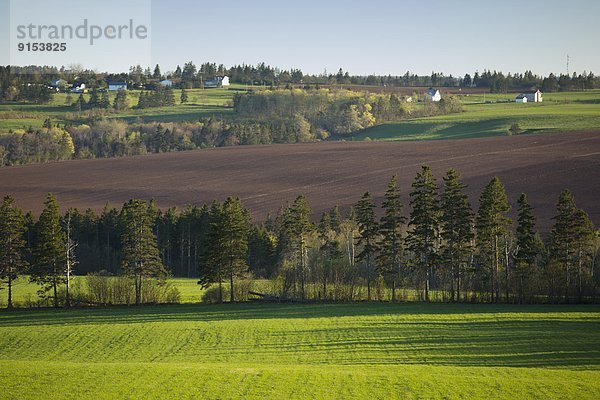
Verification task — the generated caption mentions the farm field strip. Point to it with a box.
[0,303,598,399]
[1,131,598,232]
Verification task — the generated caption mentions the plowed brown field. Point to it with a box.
[1,131,598,232]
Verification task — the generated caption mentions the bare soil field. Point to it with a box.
[0,131,598,232]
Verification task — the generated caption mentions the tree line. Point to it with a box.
[3,64,599,104]
[1,168,597,308]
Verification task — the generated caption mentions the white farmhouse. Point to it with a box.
[159,79,173,87]
[108,82,127,91]
[425,87,441,102]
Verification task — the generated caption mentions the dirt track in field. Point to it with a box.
[0,131,598,233]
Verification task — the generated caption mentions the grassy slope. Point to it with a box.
[2,88,599,141]
[0,86,240,133]
[0,303,598,399]
[354,90,600,141]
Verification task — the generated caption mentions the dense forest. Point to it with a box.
[1,167,597,307]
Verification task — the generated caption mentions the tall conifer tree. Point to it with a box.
[0,195,28,308]
[514,193,537,303]
[476,177,511,302]
[440,169,474,302]
[31,193,65,308]
[355,192,378,301]
[377,176,405,302]
[120,199,166,305]
[407,166,439,302]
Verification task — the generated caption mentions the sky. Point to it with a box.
[1,0,599,76]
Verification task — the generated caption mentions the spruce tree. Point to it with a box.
[198,201,226,302]
[74,93,86,111]
[376,175,405,302]
[220,197,251,303]
[0,195,28,308]
[100,91,110,109]
[514,193,537,303]
[165,86,176,106]
[88,90,100,108]
[329,206,342,234]
[440,169,474,302]
[180,88,188,104]
[285,196,313,300]
[114,90,129,111]
[572,208,594,302]
[120,199,166,305]
[355,192,378,301]
[407,165,439,302]
[153,64,162,79]
[550,189,578,302]
[476,177,511,303]
[31,193,65,308]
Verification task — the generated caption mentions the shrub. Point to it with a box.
[84,274,180,305]
[508,123,522,136]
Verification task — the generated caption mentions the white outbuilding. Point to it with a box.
[425,87,441,102]
[516,90,542,103]
[515,94,528,103]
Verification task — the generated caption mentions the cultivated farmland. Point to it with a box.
[0,303,598,399]
[0,131,598,232]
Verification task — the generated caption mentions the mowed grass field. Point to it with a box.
[0,303,598,399]
[353,90,600,141]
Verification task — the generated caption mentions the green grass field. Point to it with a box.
[0,303,598,399]
[0,276,206,307]
[0,86,242,133]
[2,88,599,142]
[354,90,600,141]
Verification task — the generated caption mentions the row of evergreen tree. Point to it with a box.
[3,65,599,104]
[72,90,129,112]
[1,168,597,308]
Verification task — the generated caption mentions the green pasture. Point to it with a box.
[0,276,205,307]
[354,90,600,141]
[0,303,598,399]
[1,88,599,142]
[0,86,242,132]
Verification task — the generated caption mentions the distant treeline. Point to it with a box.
[1,168,597,308]
[0,89,463,165]
[2,63,599,103]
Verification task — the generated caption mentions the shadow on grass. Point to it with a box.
[266,320,600,368]
[1,302,599,327]
[355,117,516,141]
[1,304,599,368]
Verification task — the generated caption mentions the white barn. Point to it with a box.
[159,79,173,87]
[425,88,441,102]
[516,90,542,103]
[204,76,230,88]
[515,94,528,103]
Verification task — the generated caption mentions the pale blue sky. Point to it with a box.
[2,0,599,76]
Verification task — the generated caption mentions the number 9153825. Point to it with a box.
[17,43,67,51]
